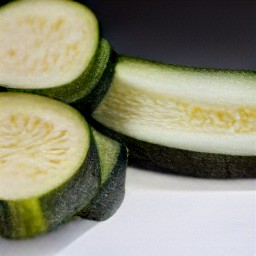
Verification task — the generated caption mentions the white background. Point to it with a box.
[1,167,256,256]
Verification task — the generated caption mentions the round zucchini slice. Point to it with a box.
[78,128,128,221]
[0,0,108,104]
[0,92,100,239]
[92,56,256,178]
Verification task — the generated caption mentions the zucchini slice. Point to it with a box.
[0,0,113,104]
[92,57,256,178]
[78,128,128,221]
[0,92,100,239]
[71,39,117,112]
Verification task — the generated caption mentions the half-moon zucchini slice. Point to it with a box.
[0,92,100,239]
[92,56,256,178]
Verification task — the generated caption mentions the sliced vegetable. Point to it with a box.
[92,56,256,178]
[78,128,128,221]
[0,92,100,239]
[0,0,114,105]
[71,39,117,112]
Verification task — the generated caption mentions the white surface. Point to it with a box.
[1,167,255,256]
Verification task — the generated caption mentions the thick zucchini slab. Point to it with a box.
[92,56,256,178]
[0,0,112,104]
[78,129,127,221]
[0,93,100,239]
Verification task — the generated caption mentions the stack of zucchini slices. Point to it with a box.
[0,0,126,239]
[0,0,255,240]
[0,93,127,239]
[0,0,115,108]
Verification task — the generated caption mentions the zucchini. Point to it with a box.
[0,0,114,105]
[92,56,256,178]
[71,39,117,113]
[78,128,127,221]
[0,92,100,239]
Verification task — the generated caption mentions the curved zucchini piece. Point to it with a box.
[0,0,113,104]
[92,56,256,178]
[0,93,100,239]
[78,129,128,221]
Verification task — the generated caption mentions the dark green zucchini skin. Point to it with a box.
[78,131,128,221]
[0,201,12,239]
[71,42,117,114]
[89,119,256,179]
[0,132,100,239]
[127,139,256,179]
[0,39,114,106]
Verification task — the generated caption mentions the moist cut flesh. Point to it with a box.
[92,57,256,178]
[0,92,100,239]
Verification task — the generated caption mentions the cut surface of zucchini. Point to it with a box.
[78,128,127,221]
[92,57,256,178]
[0,0,99,95]
[0,92,99,239]
[0,93,88,199]
[93,57,256,156]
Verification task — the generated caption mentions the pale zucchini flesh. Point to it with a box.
[92,57,256,178]
[0,0,98,88]
[0,92,100,239]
